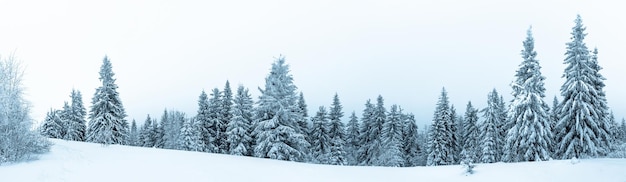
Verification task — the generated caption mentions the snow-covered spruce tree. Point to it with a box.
[86,56,129,145]
[449,104,460,164]
[164,110,185,149]
[357,99,376,165]
[480,89,503,163]
[208,88,226,153]
[620,118,626,143]
[139,115,154,147]
[309,106,331,164]
[427,88,454,166]
[402,112,420,167]
[550,96,560,153]
[461,101,480,164]
[253,56,309,161]
[67,89,87,141]
[590,48,611,147]
[296,92,309,134]
[503,28,552,162]
[556,15,611,159]
[608,112,620,149]
[379,105,405,167]
[41,109,64,139]
[0,56,50,163]
[328,93,347,165]
[221,81,233,153]
[59,102,72,140]
[129,119,139,146]
[196,90,217,152]
[345,111,360,166]
[179,117,203,152]
[226,85,254,156]
[153,111,166,148]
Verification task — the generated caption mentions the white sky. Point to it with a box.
[1,0,624,127]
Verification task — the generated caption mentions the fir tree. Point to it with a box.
[503,28,552,162]
[179,118,203,151]
[379,105,405,167]
[309,106,331,164]
[129,119,139,146]
[153,114,165,148]
[69,89,87,141]
[620,118,626,142]
[556,15,611,159]
[196,90,217,152]
[328,93,347,165]
[449,104,460,164]
[139,115,154,147]
[461,101,479,164]
[480,89,503,163]
[296,92,309,132]
[60,101,72,140]
[221,81,234,153]
[41,109,64,139]
[427,88,454,166]
[402,112,420,167]
[253,56,309,161]
[226,85,254,156]
[345,112,360,165]
[208,88,225,153]
[357,99,377,165]
[86,56,128,145]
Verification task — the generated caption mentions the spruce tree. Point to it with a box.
[556,15,611,159]
[139,115,154,147]
[480,89,502,163]
[253,56,309,161]
[153,113,165,148]
[60,101,72,140]
[503,28,552,162]
[296,92,309,132]
[179,118,203,151]
[196,90,217,152]
[461,101,479,164]
[449,105,460,164]
[345,112,360,165]
[357,100,376,165]
[221,81,234,153]
[402,112,420,167]
[309,106,331,164]
[208,88,225,153]
[86,56,128,145]
[129,119,138,146]
[41,109,64,139]
[380,105,404,167]
[328,93,347,165]
[427,88,454,166]
[69,89,87,141]
[226,85,254,156]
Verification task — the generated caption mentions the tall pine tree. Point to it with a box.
[328,93,347,165]
[461,101,479,163]
[480,89,503,163]
[402,112,420,167]
[196,90,217,152]
[226,85,254,156]
[253,56,309,161]
[357,100,376,165]
[503,28,552,162]
[345,112,360,165]
[221,81,234,153]
[556,15,611,159]
[86,56,128,145]
[427,88,454,166]
[380,105,405,167]
[309,106,331,164]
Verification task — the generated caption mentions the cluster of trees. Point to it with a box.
[39,15,626,167]
[0,56,50,164]
[425,15,626,166]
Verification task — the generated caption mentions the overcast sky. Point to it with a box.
[1,0,624,127]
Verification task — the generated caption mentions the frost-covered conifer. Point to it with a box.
[179,118,203,151]
[139,115,154,147]
[208,88,225,153]
[253,56,309,161]
[461,101,479,164]
[129,120,139,146]
[357,100,376,165]
[480,89,503,163]
[402,112,420,167]
[309,106,331,164]
[226,85,254,156]
[67,89,87,141]
[556,15,611,159]
[328,93,347,165]
[86,56,128,145]
[345,112,360,165]
[221,81,233,153]
[41,109,64,139]
[503,28,552,162]
[427,88,454,166]
[379,105,404,167]
[196,91,217,152]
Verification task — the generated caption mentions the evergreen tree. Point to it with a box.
[556,15,611,159]
[221,81,234,153]
[226,85,254,156]
[620,118,626,142]
[60,102,72,140]
[41,109,64,139]
[179,118,203,151]
[153,114,164,148]
[449,104,460,164]
[427,88,454,166]
[402,112,420,167]
[296,92,309,133]
[550,96,560,153]
[503,28,552,162]
[480,89,502,163]
[164,111,185,149]
[357,99,377,165]
[208,88,225,153]
[86,56,128,145]
[139,115,154,147]
[253,56,309,161]
[196,90,217,152]
[69,89,87,141]
[129,119,139,146]
[328,93,347,165]
[461,101,479,164]
[309,106,331,164]
[345,112,360,165]
[379,105,405,167]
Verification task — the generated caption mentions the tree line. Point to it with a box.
[40,15,626,167]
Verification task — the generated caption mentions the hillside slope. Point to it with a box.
[1,139,625,182]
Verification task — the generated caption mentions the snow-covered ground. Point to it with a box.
[1,139,625,182]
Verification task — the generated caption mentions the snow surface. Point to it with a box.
[1,139,625,182]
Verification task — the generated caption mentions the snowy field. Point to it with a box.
[1,139,625,182]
